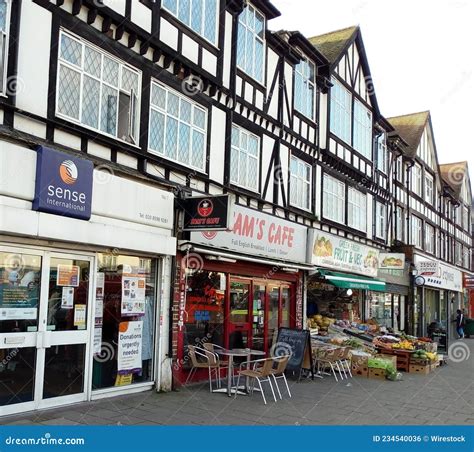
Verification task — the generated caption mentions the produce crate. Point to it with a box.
[418,342,438,353]
[352,366,368,377]
[368,368,386,380]
[410,358,431,366]
[409,364,430,375]
[376,354,397,367]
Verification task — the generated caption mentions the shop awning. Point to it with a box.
[318,270,386,292]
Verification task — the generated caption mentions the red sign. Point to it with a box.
[182,195,231,231]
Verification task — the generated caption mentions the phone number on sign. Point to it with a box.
[373,435,422,442]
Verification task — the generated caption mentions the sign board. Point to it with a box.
[191,204,307,263]
[379,253,405,270]
[33,146,93,220]
[413,255,462,292]
[274,328,314,381]
[182,195,231,231]
[308,230,379,277]
[463,274,474,289]
[118,320,143,374]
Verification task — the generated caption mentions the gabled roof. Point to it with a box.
[308,26,358,64]
[387,111,430,158]
[439,161,468,198]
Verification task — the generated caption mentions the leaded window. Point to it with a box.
[330,77,351,144]
[148,81,207,171]
[230,125,259,191]
[290,156,311,211]
[348,187,367,232]
[57,31,140,144]
[353,99,373,159]
[0,0,11,94]
[294,58,315,120]
[323,174,345,224]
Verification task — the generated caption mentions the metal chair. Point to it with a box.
[269,354,292,399]
[316,347,345,382]
[185,345,222,392]
[338,346,353,378]
[234,357,277,405]
[203,342,232,386]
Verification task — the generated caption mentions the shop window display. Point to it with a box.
[367,292,392,329]
[92,254,157,389]
[183,270,225,360]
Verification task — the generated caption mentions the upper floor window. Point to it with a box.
[376,133,388,173]
[330,77,351,144]
[462,206,470,231]
[237,4,265,84]
[425,173,434,204]
[0,0,11,95]
[294,58,315,120]
[230,125,259,191]
[396,156,404,182]
[375,201,386,239]
[455,241,462,265]
[289,156,311,211]
[57,31,140,144]
[348,187,367,232]
[425,223,435,254]
[395,206,404,242]
[353,99,373,159]
[323,174,345,224]
[162,0,218,45]
[148,81,207,171]
[411,163,422,196]
[463,247,470,269]
[411,216,423,248]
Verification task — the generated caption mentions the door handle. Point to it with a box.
[36,331,52,349]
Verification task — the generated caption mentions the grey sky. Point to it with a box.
[270,0,474,179]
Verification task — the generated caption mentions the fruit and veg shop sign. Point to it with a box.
[308,230,379,277]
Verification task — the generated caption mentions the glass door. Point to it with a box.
[228,280,251,349]
[0,246,93,415]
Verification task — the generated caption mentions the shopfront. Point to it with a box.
[413,254,463,345]
[0,143,175,416]
[306,230,386,325]
[173,204,310,382]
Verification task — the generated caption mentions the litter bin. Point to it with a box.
[464,318,474,338]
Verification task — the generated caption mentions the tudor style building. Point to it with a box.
[0,0,472,416]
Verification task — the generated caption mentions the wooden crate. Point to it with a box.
[368,368,386,380]
[409,364,430,375]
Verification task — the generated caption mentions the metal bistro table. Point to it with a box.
[214,348,265,397]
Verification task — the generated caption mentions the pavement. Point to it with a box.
[2,339,473,426]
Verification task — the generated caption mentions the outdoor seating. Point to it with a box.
[234,357,277,404]
[185,345,222,392]
[203,342,232,385]
[314,347,345,382]
[269,354,292,399]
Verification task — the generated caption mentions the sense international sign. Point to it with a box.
[308,230,380,277]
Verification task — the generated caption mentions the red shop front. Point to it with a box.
[171,203,310,384]
[172,250,305,384]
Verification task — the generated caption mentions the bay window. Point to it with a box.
[290,156,311,211]
[162,0,218,44]
[375,201,386,239]
[230,125,259,191]
[237,4,265,83]
[353,99,373,159]
[330,77,351,144]
[323,174,345,224]
[56,31,140,144]
[148,81,207,171]
[348,187,367,232]
[0,0,10,94]
[294,57,316,120]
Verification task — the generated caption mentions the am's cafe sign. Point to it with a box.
[190,204,307,263]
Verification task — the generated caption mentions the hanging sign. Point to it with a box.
[379,253,405,270]
[182,195,231,231]
[118,321,143,374]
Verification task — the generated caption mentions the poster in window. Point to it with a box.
[57,265,80,287]
[118,320,143,374]
[0,286,38,320]
[61,287,74,309]
[96,272,105,299]
[121,275,146,316]
[73,304,86,329]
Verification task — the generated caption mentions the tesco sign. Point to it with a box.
[33,146,93,220]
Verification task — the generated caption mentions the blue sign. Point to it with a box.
[33,146,93,220]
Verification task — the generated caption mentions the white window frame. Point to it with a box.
[161,0,218,46]
[330,77,351,144]
[411,163,423,196]
[463,206,469,231]
[396,156,403,182]
[237,3,265,84]
[395,206,404,242]
[230,125,260,192]
[455,241,462,265]
[411,216,423,248]
[294,57,316,121]
[376,133,388,173]
[353,99,373,159]
[425,223,435,254]
[0,0,11,96]
[148,80,208,171]
[289,155,312,211]
[425,173,434,204]
[323,173,345,224]
[56,30,141,145]
[375,201,386,239]
[348,187,367,232]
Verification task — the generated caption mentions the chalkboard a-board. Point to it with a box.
[274,327,314,381]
